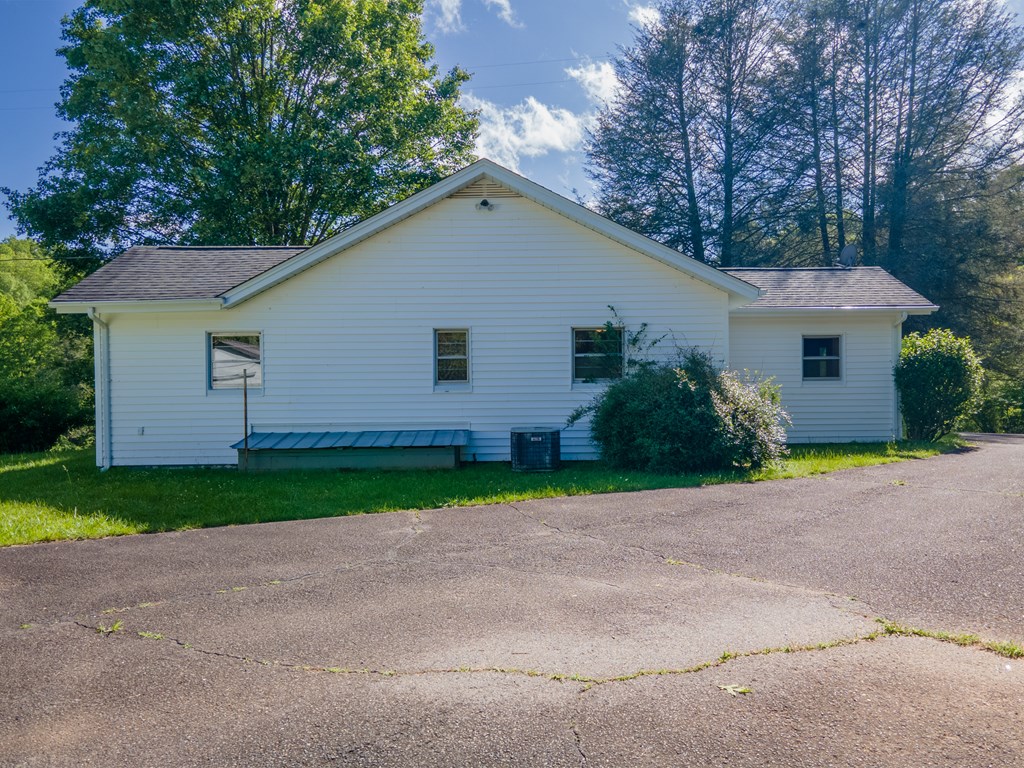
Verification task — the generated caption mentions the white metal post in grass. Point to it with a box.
[242,369,255,472]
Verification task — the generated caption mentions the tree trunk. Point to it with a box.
[829,19,846,251]
[887,0,920,273]
[810,81,832,264]
[672,38,707,264]
[861,0,877,264]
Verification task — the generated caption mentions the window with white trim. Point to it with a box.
[802,336,841,380]
[435,329,469,384]
[573,327,624,382]
[209,333,262,389]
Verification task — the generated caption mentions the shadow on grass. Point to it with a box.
[0,440,959,546]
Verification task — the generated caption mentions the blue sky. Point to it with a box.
[1,0,1021,239]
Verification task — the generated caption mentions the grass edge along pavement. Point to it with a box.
[0,440,960,547]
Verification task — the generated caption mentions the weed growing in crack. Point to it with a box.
[96,620,123,635]
[137,631,164,640]
[987,641,1024,659]
[878,619,1024,658]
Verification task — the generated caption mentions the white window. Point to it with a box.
[573,327,624,382]
[435,329,469,384]
[209,333,262,389]
[802,336,841,380]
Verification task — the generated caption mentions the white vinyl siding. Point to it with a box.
[101,193,731,465]
[730,315,903,443]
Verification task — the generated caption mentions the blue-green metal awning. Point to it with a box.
[231,430,469,451]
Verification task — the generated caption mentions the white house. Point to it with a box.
[51,159,937,468]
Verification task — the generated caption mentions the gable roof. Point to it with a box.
[722,267,937,314]
[51,159,761,311]
[52,246,306,304]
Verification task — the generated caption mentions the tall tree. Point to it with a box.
[4,0,477,264]
[872,0,1024,273]
[588,0,788,266]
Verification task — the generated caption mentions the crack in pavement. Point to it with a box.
[571,723,587,765]
[507,502,651,557]
[505,501,876,617]
[387,510,428,558]
[71,615,884,688]
[68,614,1019,698]
[820,474,1024,498]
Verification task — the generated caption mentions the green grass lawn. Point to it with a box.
[0,441,960,547]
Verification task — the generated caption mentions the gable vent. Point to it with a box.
[449,178,522,199]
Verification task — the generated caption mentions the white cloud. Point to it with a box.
[483,0,522,28]
[463,94,587,170]
[462,58,621,170]
[427,0,522,33]
[432,0,464,33]
[627,3,661,27]
[565,60,619,106]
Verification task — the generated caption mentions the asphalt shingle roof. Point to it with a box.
[722,267,937,310]
[52,246,307,303]
[53,247,934,313]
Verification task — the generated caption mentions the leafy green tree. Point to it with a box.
[899,166,1024,382]
[4,0,477,264]
[0,239,60,305]
[0,240,93,452]
[895,329,983,441]
[588,0,789,266]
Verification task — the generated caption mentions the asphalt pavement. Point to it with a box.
[2,435,1022,766]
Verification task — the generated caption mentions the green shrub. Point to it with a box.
[50,424,97,452]
[710,369,791,470]
[967,375,1024,434]
[0,377,90,454]
[575,352,789,473]
[894,329,984,441]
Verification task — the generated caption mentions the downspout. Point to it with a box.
[87,308,112,471]
[892,312,908,440]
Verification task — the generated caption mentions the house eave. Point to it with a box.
[50,298,225,314]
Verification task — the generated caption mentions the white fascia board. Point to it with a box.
[50,298,224,314]
[730,305,939,317]
[223,158,762,307]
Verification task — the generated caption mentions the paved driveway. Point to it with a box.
[2,437,1022,766]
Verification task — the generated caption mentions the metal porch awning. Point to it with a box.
[231,430,470,451]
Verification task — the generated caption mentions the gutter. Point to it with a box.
[729,305,938,316]
[51,298,224,315]
[87,308,112,471]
